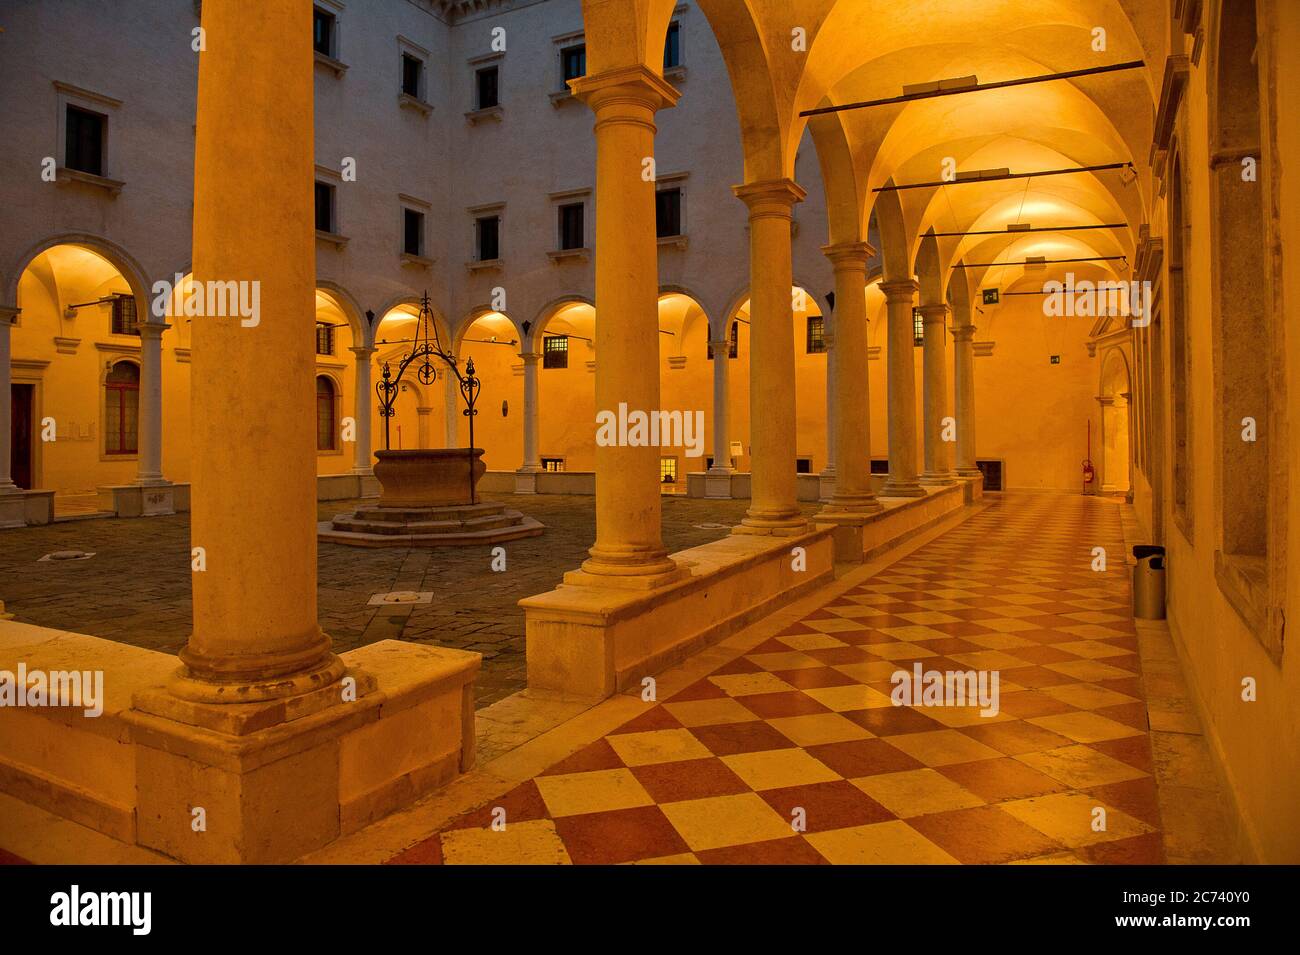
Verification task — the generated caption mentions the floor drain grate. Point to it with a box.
[367,591,434,606]
[692,522,730,530]
[39,550,95,562]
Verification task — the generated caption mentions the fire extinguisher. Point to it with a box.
[1082,420,1097,495]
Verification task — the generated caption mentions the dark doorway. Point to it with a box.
[10,383,33,489]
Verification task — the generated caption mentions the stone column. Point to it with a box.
[417,406,432,449]
[880,280,924,496]
[569,66,682,582]
[349,345,374,473]
[950,323,980,476]
[177,0,342,700]
[520,350,541,470]
[918,303,957,485]
[135,321,169,486]
[819,242,882,515]
[704,329,733,498]
[733,178,810,536]
[819,327,837,499]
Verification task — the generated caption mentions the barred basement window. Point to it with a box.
[806,315,826,353]
[796,458,812,474]
[543,335,568,369]
[913,307,924,346]
[110,294,138,336]
[541,457,565,472]
[659,456,678,484]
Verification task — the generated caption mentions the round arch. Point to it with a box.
[5,232,152,319]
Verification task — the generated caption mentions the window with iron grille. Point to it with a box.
[476,214,500,261]
[104,361,139,455]
[707,321,738,360]
[543,335,568,369]
[561,44,586,84]
[659,456,678,484]
[401,53,423,98]
[476,65,499,109]
[656,187,682,238]
[313,6,335,56]
[541,457,565,472]
[316,376,338,451]
[65,105,105,176]
[110,294,138,336]
[404,208,425,256]
[663,21,681,69]
[806,315,826,353]
[913,307,924,346]
[315,181,335,233]
[558,202,584,250]
[315,323,335,356]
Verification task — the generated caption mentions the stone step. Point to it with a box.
[331,510,526,535]
[317,515,545,548]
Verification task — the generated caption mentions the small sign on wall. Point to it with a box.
[1050,355,1061,364]
[982,288,1000,305]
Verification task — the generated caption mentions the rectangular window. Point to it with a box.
[541,457,565,472]
[476,65,499,109]
[806,315,826,353]
[476,214,500,261]
[561,44,586,84]
[663,22,681,69]
[870,458,890,475]
[796,458,813,474]
[315,181,335,233]
[913,307,925,346]
[65,105,105,176]
[656,188,682,238]
[403,208,425,256]
[110,294,138,336]
[558,202,584,250]
[543,335,568,369]
[313,6,335,56]
[659,456,678,484]
[708,321,738,360]
[315,323,335,356]
[401,53,423,97]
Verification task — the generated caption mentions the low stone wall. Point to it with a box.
[522,525,836,700]
[0,620,478,863]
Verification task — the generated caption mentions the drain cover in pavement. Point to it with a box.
[367,591,434,606]
[39,550,95,562]
[692,523,730,530]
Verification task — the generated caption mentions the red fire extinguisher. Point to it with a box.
[1082,420,1097,495]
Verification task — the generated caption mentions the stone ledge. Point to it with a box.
[522,526,835,699]
[816,477,982,562]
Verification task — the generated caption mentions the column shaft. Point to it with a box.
[708,333,732,473]
[734,178,809,535]
[951,323,980,475]
[822,330,837,474]
[350,345,374,472]
[571,66,681,579]
[880,280,925,497]
[918,304,957,485]
[135,321,168,485]
[520,351,540,470]
[444,373,459,447]
[820,243,881,514]
[417,407,432,449]
[180,0,339,695]
[0,310,16,492]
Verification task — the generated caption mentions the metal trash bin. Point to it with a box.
[1132,545,1166,620]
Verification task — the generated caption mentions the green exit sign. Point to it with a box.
[982,288,999,305]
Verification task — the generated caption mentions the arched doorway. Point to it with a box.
[1099,348,1132,495]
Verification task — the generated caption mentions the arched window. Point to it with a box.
[316,375,338,451]
[104,361,139,455]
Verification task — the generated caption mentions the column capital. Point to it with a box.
[821,240,875,272]
[916,303,949,325]
[569,65,680,115]
[0,306,20,325]
[878,279,918,304]
[732,178,807,217]
[349,344,376,359]
[519,351,542,365]
[950,323,977,342]
[137,321,172,339]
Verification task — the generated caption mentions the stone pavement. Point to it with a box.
[0,493,818,707]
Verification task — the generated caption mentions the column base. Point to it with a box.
[703,467,735,499]
[97,481,187,517]
[818,492,884,518]
[514,466,542,495]
[0,488,26,528]
[734,512,813,537]
[568,560,692,591]
[955,466,983,478]
[880,478,926,498]
[918,471,959,487]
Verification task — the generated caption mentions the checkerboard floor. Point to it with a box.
[390,493,1163,865]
